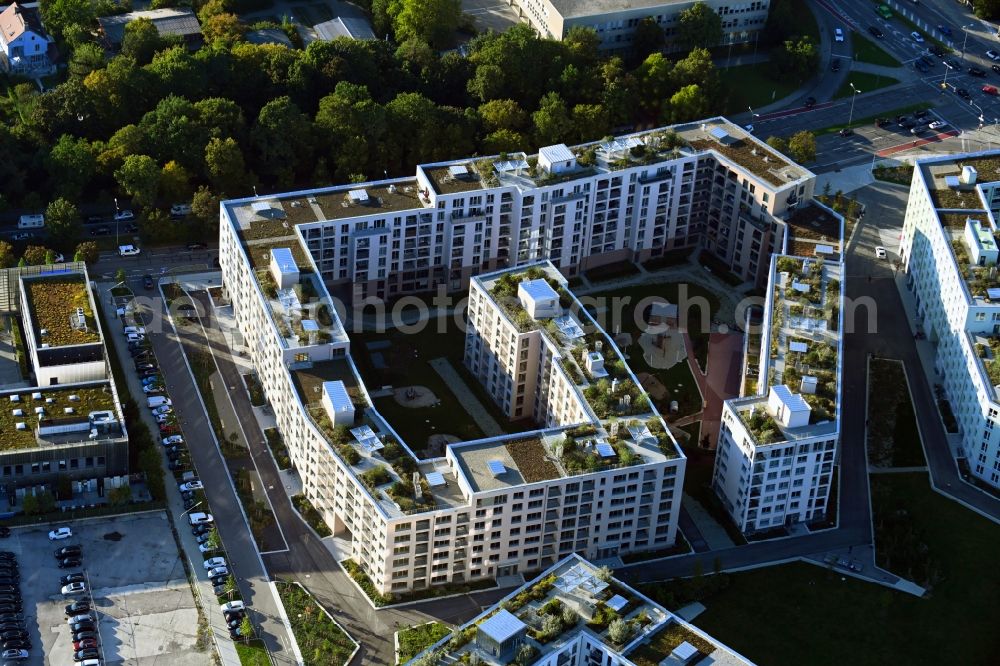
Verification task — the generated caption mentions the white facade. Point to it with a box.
[219,119,816,594]
[899,153,1000,489]
[0,3,54,75]
[713,208,845,534]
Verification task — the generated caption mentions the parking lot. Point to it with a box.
[9,512,205,666]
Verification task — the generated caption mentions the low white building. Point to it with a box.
[899,152,1000,489]
[406,554,755,666]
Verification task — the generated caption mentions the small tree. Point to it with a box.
[607,617,631,645]
[224,575,238,596]
[238,615,254,642]
[561,605,578,628]
[596,564,613,582]
[74,241,99,264]
[515,643,537,665]
[109,484,132,506]
[206,526,221,550]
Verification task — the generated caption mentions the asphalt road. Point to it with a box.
[138,288,299,665]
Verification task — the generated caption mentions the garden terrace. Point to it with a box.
[949,237,1000,301]
[921,161,987,210]
[686,136,797,188]
[23,275,100,347]
[939,213,988,230]
[0,384,119,450]
[972,334,1000,396]
[243,239,313,272]
[784,202,842,251]
[255,269,346,348]
[424,164,486,194]
[504,438,561,483]
[291,359,367,430]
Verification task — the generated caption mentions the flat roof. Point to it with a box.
[548,0,686,19]
[22,274,100,347]
[478,609,525,644]
[0,384,118,451]
[539,143,575,163]
[270,247,298,274]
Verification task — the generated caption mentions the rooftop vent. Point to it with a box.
[961,165,978,185]
[487,459,505,477]
[70,307,88,332]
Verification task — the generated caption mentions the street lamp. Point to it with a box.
[113,197,120,249]
[179,501,203,518]
[847,83,862,128]
[961,23,976,59]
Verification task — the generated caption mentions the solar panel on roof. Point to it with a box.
[425,472,446,487]
[596,442,616,458]
[606,594,628,612]
[487,459,505,476]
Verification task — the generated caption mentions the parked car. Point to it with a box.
[929,120,947,129]
[0,632,27,643]
[61,573,85,586]
[65,601,90,616]
[186,242,207,251]
[55,545,82,559]
[170,204,192,217]
[48,527,72,541]
[988,49,1000,61]
[203,557,226,570]
[58,558,82,569]
[915,59,929,73]
[875,246,887,259]
[910,31,924,43]
[67,613,94,625]
[937,24,953,37]
[868,25,883,38]
[143,274,154,290]
[189,512,213,526]
[114,209,135,221]
[199,543,218,553]
[969,67,987,77]
[90,226,110,236]
[834,28,844,42]
[914,109,929,119]
[1,649,28,660]
[2,639,30,650]
[72,630,97,642]
[957,87,971,99]
[160,424,180,436]
[123,325,146,335]
[73,648,100,660]
[994,64,1000,74]
[152,405,172,416]
[180,481,203,492]
[73,638,99,650]
[192,525,212,537]
[118,244,141,257]
[69,620,95,632]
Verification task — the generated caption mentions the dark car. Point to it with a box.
[209,575,228,586]
[931,45,947,58]
[0,588,16,597]
[969,67,987,77]
[937,24,953,37]
[213,584,227,596]
[74,648,100,660]
[72,630,98,642]
[803,96,816,108]
[1,639,30,650]
[223,610,245,622]
[186,242,207,251]
[900,118,916,128]
[70,621,95,633]
[60,573,85,586]
[915,59,929,73]
[831,59,841,72]
[160,424,180,435]
[168,460,190,472]
[65,601,90,616]
[868,25,883,38]
[957,87,971,98]
[143,274,154,290]
[58,558,82,569]
[192,525,211,537]
[0,624,23,633]
[90,226,111,236]
[0,631,26,642]
[135,362,157,372]
[124,223,139,233]
[55,545,82,559]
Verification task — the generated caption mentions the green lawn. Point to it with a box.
[852,33,901,67]
[720,64,800,114]
[834,71,900,99]
[397,622,451,663]
[235,640,270,666]
[867,358,925,467]
[640,473,1000,665]
[277,581,356,666]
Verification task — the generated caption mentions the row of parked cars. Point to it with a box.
[0,550,30,662]
[50,534,103,665]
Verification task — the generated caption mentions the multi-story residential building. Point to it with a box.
[219,118,816,595]
[712,202,844,534]
[899,152,1000,489]
[510,0,770,52]
[0,2,55,76]
[406,554,754,666]
[0,264,129,494]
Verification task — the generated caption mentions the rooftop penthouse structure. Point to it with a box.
[899,152,1000,489]
[0,264,128,490]
[406,554,754,666]
[222,117,813,308]
[712,202,844,534]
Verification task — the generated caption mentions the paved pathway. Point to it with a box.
[428,357,504,436]
[677,505,709,553]
[681,493,736,551]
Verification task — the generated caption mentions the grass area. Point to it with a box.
[816,102,930,135]
[641,473,999,665]
[277,581,356,666]
[23,275,99,346]
[351,322,534,454]
[292,493,332,537]
[396,622,451,663]
[0,385,116,450]
[852,33,901,67]
[834,71,900,100]
[235,640,270,666]
[866,358,925,468]
[872,164,915,186]
[590,280,719,377]
[642,247,695,271]
[720,63,800,115]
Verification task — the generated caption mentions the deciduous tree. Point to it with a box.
[114,154,160,208]
[392,0,461,50]
[677,2,723,50]
[532,92,573,145]
[45,198,82,244]
[73,241,98,264]
[204,137,247,196]
[22,245,51,266]
[787,130,816,163]
[0,241,14,268]
[669,84,710,123]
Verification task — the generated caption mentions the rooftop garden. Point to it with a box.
[0,385,116,450]
[939,213,988,230]
[488,267,573,334]
[425,165,485,194]
[24,276,99,346]
[929,179,983,210]
[245,240,313,272]
[558,432,643,474]
[505,438,561,483]
[950,240,1000,299]
[741,408,783,445]
[975,337,1000,388]
[688,137,795,187]
[626,622,714,666]
[583,378,650,420]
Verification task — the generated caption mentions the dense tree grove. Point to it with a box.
[0,0,809,239]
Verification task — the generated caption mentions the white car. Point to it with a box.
[67,612,94,625]
[142,384,164,394]
[162,435,184,446]
[910,31,924,43]
[123,326,146,335]
[170,204,192,217]
[220,600,245,613]
[834,28,844,43]
[49,527,72,540]
[152,405,172,416]
[189,512,213,525]
[199,542,218,553]
[207,566,229,578]
[180,481,204,492]
[203,557,226,570]
[118,244,141,257]
[61,582,87,595]
[875,246,887,259]
[114,209,135,221]
[928,120,946,130]
[2,649,28,660]
[53,253,65,263]
[987,49,1000,61]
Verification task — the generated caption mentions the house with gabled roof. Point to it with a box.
[0,2,55,76]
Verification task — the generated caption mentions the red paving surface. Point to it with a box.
[876,130,960,157]
[683,332,744,448]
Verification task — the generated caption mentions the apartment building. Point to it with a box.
[0,264,129,493]
[509,0,770,52]
[898,153,1000,489]
[712,202,844,534]
[218,118,816,595]
[406,554,754,666]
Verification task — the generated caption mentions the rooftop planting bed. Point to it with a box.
[24,276,99,346]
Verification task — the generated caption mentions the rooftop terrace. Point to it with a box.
[409,555,751,666]
[784,202,842,260]
[23,275,100,347]
[0,384,119,450]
